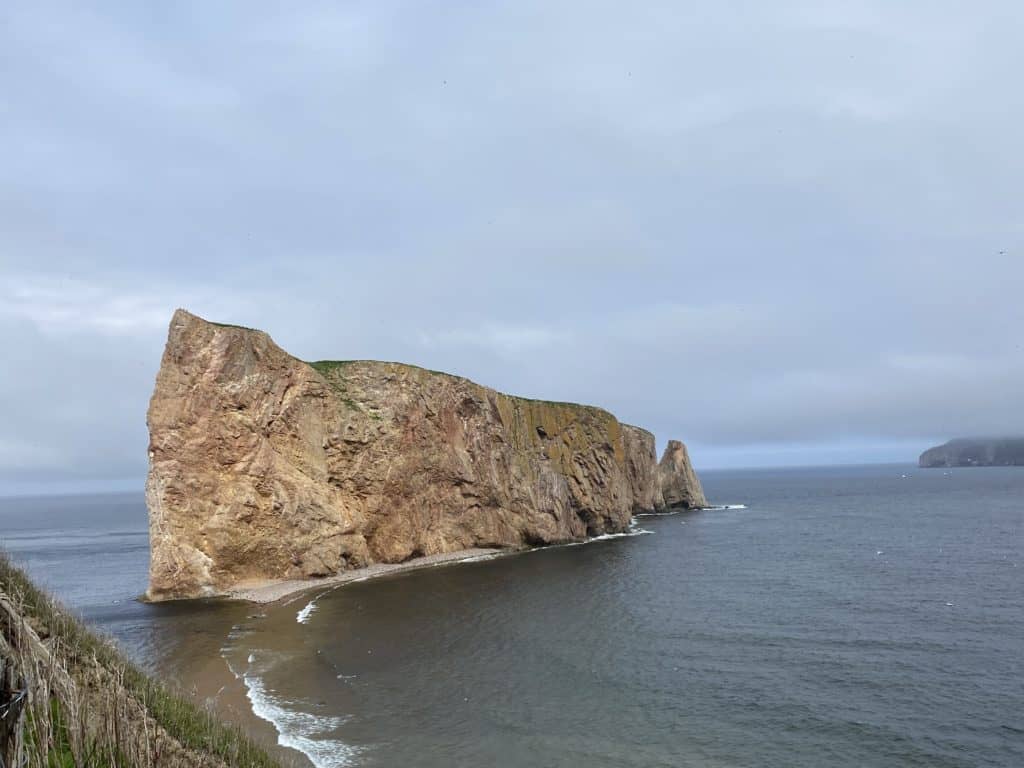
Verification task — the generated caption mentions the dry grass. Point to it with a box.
[0,552,286,767]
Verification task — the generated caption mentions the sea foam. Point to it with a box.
[588,527,653,541]
[241,672,360,768]
[223,649,361,768]
[559,519,654,546]
[296,600,317,624]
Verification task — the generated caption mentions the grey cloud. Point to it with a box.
[1,1,1022,491]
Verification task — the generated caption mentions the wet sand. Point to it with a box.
[177,649,311,766]
[151,611,313,768]
[227,547,508,604]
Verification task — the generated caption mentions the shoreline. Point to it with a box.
[151,508,715,608]
[178,641,311,767]
[225,509,715,606]
[172,514,699,766]
[208,547,519,767]
[227,546,511,604]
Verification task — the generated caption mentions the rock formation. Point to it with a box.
[919,437,1024,468]
[145,310,707,600]
[658,440,706,508]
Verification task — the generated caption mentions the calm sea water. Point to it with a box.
[2,465,1022,767]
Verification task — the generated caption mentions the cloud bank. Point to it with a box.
[2,1,1022,492]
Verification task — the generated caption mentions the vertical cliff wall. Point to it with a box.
[146,310,707,600]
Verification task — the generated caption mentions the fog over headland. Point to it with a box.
[2,2,1022,494]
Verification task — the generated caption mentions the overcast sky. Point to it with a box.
[2,1,1022,495]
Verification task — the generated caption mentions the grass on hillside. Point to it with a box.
[0,553,286,768]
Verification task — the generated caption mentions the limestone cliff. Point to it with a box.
[145,310,707,600]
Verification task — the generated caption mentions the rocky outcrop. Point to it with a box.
[659,440,707,508]
[145,310,707,600]
[919,438,1024,468]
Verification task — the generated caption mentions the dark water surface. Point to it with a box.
[2,465,1023,767]
[0,492,253,678]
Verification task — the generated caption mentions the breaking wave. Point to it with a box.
[588,527,653,541]
[241,672,360,768]
[222,648,361,768]
[296,600,317,624]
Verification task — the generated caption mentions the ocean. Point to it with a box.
[1,464,1021,767]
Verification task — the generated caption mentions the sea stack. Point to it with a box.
[145,310,707,600]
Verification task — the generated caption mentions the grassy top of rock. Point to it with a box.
[306,357,625,475]
[306,358,604,412]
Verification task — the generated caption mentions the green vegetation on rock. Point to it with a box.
[209,320,261,333]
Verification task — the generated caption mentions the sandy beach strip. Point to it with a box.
[227,547,509,604]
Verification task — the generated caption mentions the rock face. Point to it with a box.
[919,438,1024,468]
[658,440,706,508]
[145,310,707,600]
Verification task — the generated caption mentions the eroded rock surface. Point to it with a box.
[659,440,708,509]
[146,310,707,600]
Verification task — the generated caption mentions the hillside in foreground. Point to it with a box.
[0,552,286,767]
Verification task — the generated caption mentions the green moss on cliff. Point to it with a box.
[494,394,625,475]
[307,357,623,472]
[308,361,361,409]
[308,360,592,410]
[308,359,357,375]
[308,358,468,382]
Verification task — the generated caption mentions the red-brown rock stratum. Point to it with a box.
[145,310,707,600]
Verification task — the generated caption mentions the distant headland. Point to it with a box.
[145,310,708,601]
[919,438,1024,468]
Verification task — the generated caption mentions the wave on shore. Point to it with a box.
[228,515,675,765]
[588,523,653,541]
[551,519,653,548]
[243,673,358,768]
[638,503,747,516]
[227,652,361,768]
[296,601,317,624]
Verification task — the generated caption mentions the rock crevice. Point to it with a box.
[145,310,707,600]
